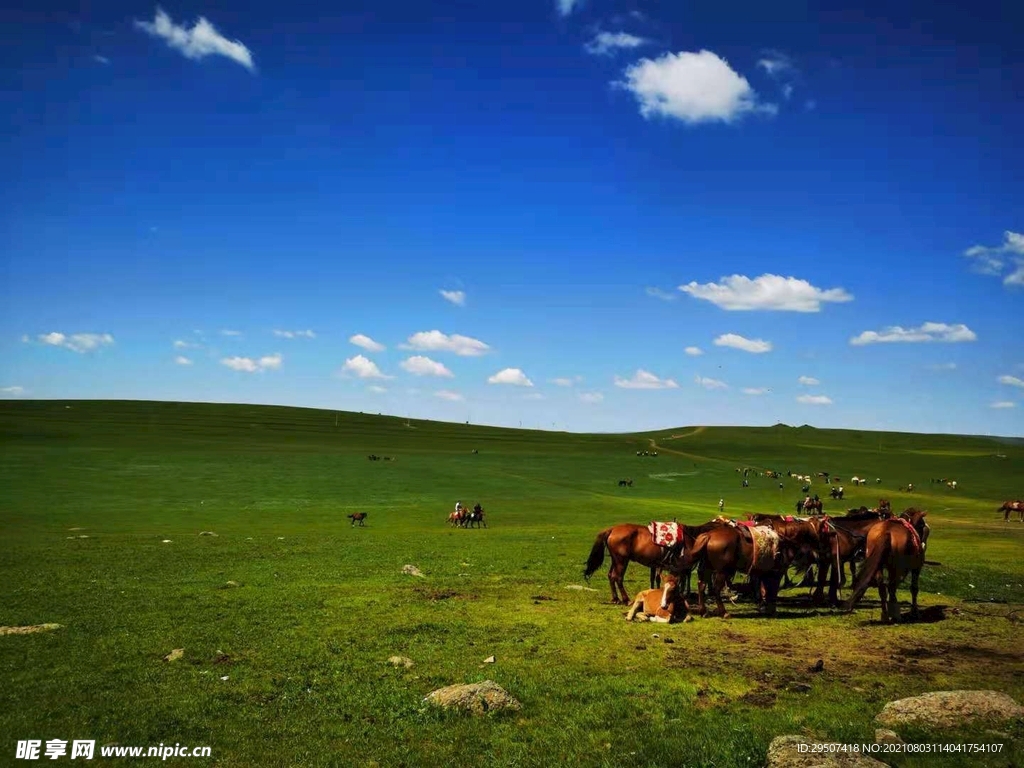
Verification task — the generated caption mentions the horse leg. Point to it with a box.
[763,574,781,617]
[887,576,900,624]
[876,569,889,624]
[909,568,920,620]
[813,560,828,606]
[713,573,730,618]
[650,566,660,590]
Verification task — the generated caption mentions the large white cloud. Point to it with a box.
[714,333,773,354]
[615,369,679,389]
[488,368,534,387]
[401,356,454,377]
[680,274,853,312]
[38,332,115,353]
[349,334,385,352]
[963,230,1024,285]
[403,330,490,356]
[618,50,776,125]
[339,355,391,379]
[135,8,254,71]
[850,322,977,346]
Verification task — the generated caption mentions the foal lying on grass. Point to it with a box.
[624,573,690,623]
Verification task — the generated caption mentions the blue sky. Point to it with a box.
[1,0,1022,435]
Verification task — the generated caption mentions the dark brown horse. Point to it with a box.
[347,512,368,527]
[844,508,930,623]
[671,522,820,618]
[1000,500,1024,522]
[812,510,895,606]
[583,521,722,604]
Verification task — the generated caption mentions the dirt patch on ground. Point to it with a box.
[0,624,62,636]
[413,587,479,602]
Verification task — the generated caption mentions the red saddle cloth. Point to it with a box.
[648,521,683,547]
[735,520,756,528]
[896,518,922,554]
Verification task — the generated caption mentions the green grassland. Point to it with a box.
[1,400,1022,767]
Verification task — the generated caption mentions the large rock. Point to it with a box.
[766,736,889,768]
[876,690,1024,729]
[424,681,521,715]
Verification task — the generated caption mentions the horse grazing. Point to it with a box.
[347,512,368,527]
[618,478,633,487]
[999,500,1024,522]
[583,521,721,604]
[625,572,686,623]
[844,508,930,623]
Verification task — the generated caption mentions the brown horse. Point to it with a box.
[347,512,368,527]
[583,521,722,604]
[999,500,1024,522]
[624,572,686,623]
[812,510,895,606]
[796,497,824,514]
[671,522,820,618]
[844,508,930,623]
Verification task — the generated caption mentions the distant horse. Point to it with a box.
[618,478,633,487]
[583,521,722,604]
[797,497,823,514]
[1000,500,1024,522]
[466,507,487,528]
[448,510,466,527]
[844,508,930,623]
[347,512,368,527]
[830,487,844,500]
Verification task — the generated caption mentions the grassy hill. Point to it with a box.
[1,400,1022,767]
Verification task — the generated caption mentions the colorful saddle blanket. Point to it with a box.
[648,521,683,548]
[748,525,781,572]
[896,518,922,554]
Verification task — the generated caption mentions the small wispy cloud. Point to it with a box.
[714,333,773,354]
[402,330,490,357]
[368,385,388,394]
[339,355,391,380]
[0,386,26,397]
[998,375,1024,389]
[797,394,832,405]
[742,387,769,395]
[615,370,679,390]
[400,356,454,377]
[756,50,797,80]
[585,31,649,56]
[273,329,315,339]
[551,376,583,387]
[488,368,534,387]
[37,332,115,353]
[220,329,242,337]
[579,392,604,403]
[221,353,282,373]
[440,290,466,306]
[963,231,1024,286]
[850,322,977,346]
[556,0,583,17]
[684,346,704,356]
[523,392,546,401]
[928,362,957,371]
[135,8,255,71]
[349,334,385,352]
[435,389,464,401]
[173,339,201,349]
[174,356,193,366]
[695,375,728,390]
[646,287,677,301]
[94,55,110,65]
[798,376,820,386]
[991,401,1016,409]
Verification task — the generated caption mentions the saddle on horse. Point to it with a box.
[648,521,684,565]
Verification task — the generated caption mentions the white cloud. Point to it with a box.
[556,0,583,16]
[797,394,833,405]
[742,387,768,395]
[757,51,796,78]
[220,329,242,337]
[928,362,957,371]
[368,385,388,394]
[551,376,582,387]
[714,333,773,354]
[220,353,281,373]
[488,368,534,387]
[174,356,193,366]
[38,332,115,353]
[850,322,977,346]
[963,231,1024,285]
[94,55,110,65]
[400,356,454,377]
[646,287,677,301]
[340,355,391,380]
[998,375,1024,389]
[679,274,853,312]
[349,334,385,352]
[135,8,254,71]
[684,346,704,356]
[618,49,776,125]
[1,386,26,397]
[991,401,1016,409]
[798,376,820,386]
[173,339,201,349]
[579,392,604,403]
[273,329,315,339]
[403,330,490,356]
[435,389,464,401]
[585,31,649,56]
[695,375,728,390]
[615,369,679,389]
[439,290,466,306]
[782,83,794,100]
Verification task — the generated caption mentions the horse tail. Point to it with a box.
[583,528,612,581]
[675,532,710,575]
[844,529,890,612]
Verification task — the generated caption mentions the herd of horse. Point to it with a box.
[583,499,939,624]
[447,506,487,528]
